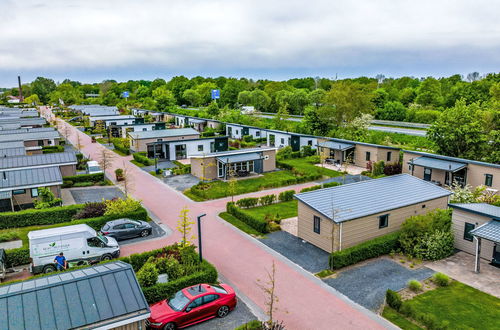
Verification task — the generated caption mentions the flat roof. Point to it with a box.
[0,167,63,191]
[294,174,452,223]
[0,141,25,149]
[449,203,500,219]
[0,261,150,329]
[0,152,77,170]
[410,156,467,172]
[129,127,199,139]
[318,140,355,151]
[404,150,500,169]
[217,152,262,164]
[0,130,60,143]
[0,127,55,135]
[89,115,135,121]
[191,147,276,158]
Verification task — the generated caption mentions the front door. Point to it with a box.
[423,168,432,181]
[175,144,187,159]
[493,244,500,266]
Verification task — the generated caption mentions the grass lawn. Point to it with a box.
[382,307,422,330]
[219,212,263,237]
[384,281,500,329]
[242,200,297,221]
[279,156,342,178]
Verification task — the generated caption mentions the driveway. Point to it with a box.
[163,174,200,192]
[258,231,329,273]
[324,258,435,311]
[70,186,125,203]
[320,174,371,185]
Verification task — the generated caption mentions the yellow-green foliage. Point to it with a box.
[104,198,142,216]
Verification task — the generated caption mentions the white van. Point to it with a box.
[87,160,103,174]
[28,224,120,274]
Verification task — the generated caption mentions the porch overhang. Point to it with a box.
[318,141,355,151]
[217,152,261,164]
[470,219,500,273]
[409,156,467,172]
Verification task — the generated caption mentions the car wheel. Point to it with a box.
[140,229,149,237]
[163,322,176,330]
[101,254,113,261]
[217,305,230,318]
[43,265,56,273]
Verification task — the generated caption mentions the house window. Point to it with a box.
[365,152,371,161]
[379,214,389,228]
[13,189,26,195]
[387,152,392,162]
[143,128,147,131]
[485,174,493,187]
[464,223,475,242]
[281,138,285,144]
[308,140,313,146]
[157,139,163,142]
[408,164,413,171]
[256,131,260,137]
[198,145,204,152]
[38,140,44,146]
[218,161,224,177]
[31,188,39,198]
[313,216,321,234]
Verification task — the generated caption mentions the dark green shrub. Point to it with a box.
[5,247,30,268]
[259,194,276,206]
[432,272,451,287]
[329,231,400,269]
[0,204,84,229]
[112,139,130,155]
[236,197,259,208]
[73,202,106,219]
[42,145,64,153]
[136,262,159,287]
[386,289,402,311]
[323,181,341,188]
[73,182,94,187]
[372,160,385,176]
[226,202,269,233]
[63,173,104,184]
[300,185,323,193]
[234,320,263,330]
[278,190,295,202]
[300,145,316,157]
[242,135,253,142]
[133,152,154,166]
[276,146,293,160]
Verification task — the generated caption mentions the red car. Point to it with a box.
[147,283,237,329]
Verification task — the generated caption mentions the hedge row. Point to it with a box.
[329,231,400,269]
[42,145,65,153]
[63,173,104,183]
[0,204,84,229]
[133,152,154,166]
[227,202,269,233]
[299,181,341,193]
[112,139,130,155]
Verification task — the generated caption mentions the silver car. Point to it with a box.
[101,218,152,240]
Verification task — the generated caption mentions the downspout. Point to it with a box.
[339,222,343,251]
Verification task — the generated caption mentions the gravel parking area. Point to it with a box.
[164,174,200,192]
[190,297,257,330]
[114,221,167,245]
[258,231,329,273]
[70,187,125,203]
[323,258,435,311]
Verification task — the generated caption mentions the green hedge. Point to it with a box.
[0,204,84,229]
[112,140,130,155]
[227,202,269,233]
[5,247,31,268]
[133,152,153,166]
[329,231,400,269]
[63,173,104,183]
[42,145,65,153]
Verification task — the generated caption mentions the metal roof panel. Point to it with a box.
[470,220,500,243]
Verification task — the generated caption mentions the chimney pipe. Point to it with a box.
[18,76,23,101]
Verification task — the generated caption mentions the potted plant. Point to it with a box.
[115,168,124,181]
[91,136,97,143]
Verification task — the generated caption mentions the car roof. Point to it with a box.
[105,218,135,226]
[183,284,214,299]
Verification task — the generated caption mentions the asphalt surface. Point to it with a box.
[323,258,435,311]
[70,187,125,203]
[189,297,257,330]
[320,174,371,185]
[368,125,427,136]
[164,174,201,191]
[112,220,167,245]
[258,231,330,273]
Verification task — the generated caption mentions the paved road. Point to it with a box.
[42,107,395,330]
[368,125,427,136]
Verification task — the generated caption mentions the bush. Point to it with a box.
[73,182,94,187]
[234,320,263,330]
[156,257,182,281]
[73,202,107,219]
[63,173,104,186]
[112,139,130,155]
[133,152,154,166]
[278,190,295,202]
[0,231,20,243]
[300,185,323,193]
[276,146,293,160]
[300,145,316,157]
[386,289,402,311]
[372,160,385,176]
[419,230,454,261]
[227,202,269,233]
[136,262,159,287]
[236,197,259,208]
[42,145,64,153]
[242,135,253,142]
[104,198,142,216]
[408,279,422,292]
[432,272,450,287]
[259,194,276,206]
[5,247,30,268]
[0,204,84,229]
[329,231,400,269]
[383,163,402,176]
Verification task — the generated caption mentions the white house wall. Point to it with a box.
[167,139,215,160]
[226,124,243,139]
[267,131,292,148]
[299,136,318,148]
[248,128,267,139]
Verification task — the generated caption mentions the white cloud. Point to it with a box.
[0,0,499,78]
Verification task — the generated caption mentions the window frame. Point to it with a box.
[387,151,392,162]
[13,189,26,195]
[463,222,475,242]
[313,215,321,234]
[198,145,204,152]
[379,214,389,229]
[484,174,493,187]
[31,188,39,198]
[365,151,371,161]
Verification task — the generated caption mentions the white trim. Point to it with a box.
[93,312,150,330]
[0,182,62,192]
[0,162,76,171]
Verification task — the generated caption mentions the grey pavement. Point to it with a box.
[258,231,330,273]
[115,221,167,245]
[70,186,125,203]
[141,160,177,172]
[163,174,201,192]
[189,297,257,330]
[320,174,371,185]
[323,258,435,311]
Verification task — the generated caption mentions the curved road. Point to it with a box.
[42,107,394,330]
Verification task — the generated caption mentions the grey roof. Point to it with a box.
[89,115,135,121]
[0,130,60,143]
[318,140,355,151]
[404,150,500,169]
[192,147,275,158]
[294,174,453,223]
[0,167,62,191]
[0,141,25,150]
[129,128,199,139]
[189,118,207,124]
[470,220,500,243]
[0,127,55,135]
[449,203,500,219]
[0,117,46,126]
[0,261,150,330]
[409,156,467,172]
[217,152,262,164]
[0,152,77,170]
[0,147,25,157]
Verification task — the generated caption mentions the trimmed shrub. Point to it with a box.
[278,190,295,202]
[408,279,422,292]
[329,231,400,269]
[419,230,455,260]
[42,145,65,153]
[133,152,154,166]
[236,197,259,208]
[323,181,341,188]
[300,145,316,157]
[73,202,106,219]
[104,198,142,216]
[226,202,269,233]
[386,289,402,311]
[432,272,450,287]
[73,182,94,187]
[300,185,322,193]
[259,194,276,206]
[112,139,130,155]
[5,247,30,268]
[63,173,104,184]
[0,204,84,229]
[136,262,159,287]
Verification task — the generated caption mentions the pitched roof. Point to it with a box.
[0,141,25,150]
[0,261,150,329]
[0,130,60,143]
[129,128,199,139]
[294,174,452,223]
[449,203,500,219]
[191,147,275,158]
[0,167,62,191]
[89,115,135,121]
[0,117,46,126]
[470,220,500,243]
[0,152,77,170]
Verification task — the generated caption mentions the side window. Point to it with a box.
[365,151,371,161]
[203,294,218,304]
[113,224,125,230]
[387,152,392,162]
[485,174,493,187]
[87,237,103,248]
[281,138,285,144]
[198,145,204,151]
[464,223,475,242]
[379,214,389,229]
[31,188,39,198]
[313,216,321,234]
[256,131,260,136]
[188,297,204,309]
[124,223,136,229]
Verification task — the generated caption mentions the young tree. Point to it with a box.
[256,261,285,329]
[97,148,115,175]
[273,103,290,131]
[74,132,83,152]
[177,206,195,247]
[199,157,216,183]
[227,170,237,202]
[120,161,135,196]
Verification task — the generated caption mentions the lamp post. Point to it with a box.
[197,214,206,263]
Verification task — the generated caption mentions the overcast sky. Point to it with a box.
[1,0,499,87]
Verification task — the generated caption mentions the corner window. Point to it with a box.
[31,188,39,198]
[485,174,493,187]
[13,189,26,195]
[198,145,204,151]
[464,223,475,242]
[387,152,392,162]
[379,214,389,228]
[313,216,321,234]
[365,152,371,161]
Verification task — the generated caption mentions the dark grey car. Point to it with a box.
[101,218,152,240]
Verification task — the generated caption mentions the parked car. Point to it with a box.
[147,283,237,329]
[100,218,152,240]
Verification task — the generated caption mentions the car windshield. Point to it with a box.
[129,220,141,226]
[97,233,108,244]
[212,285,227,294]
[168,290,190,311]
[102,224,110,231]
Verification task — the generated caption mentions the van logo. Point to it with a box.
[49,242,56,247]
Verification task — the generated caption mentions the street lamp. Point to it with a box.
[197,213,206,263]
